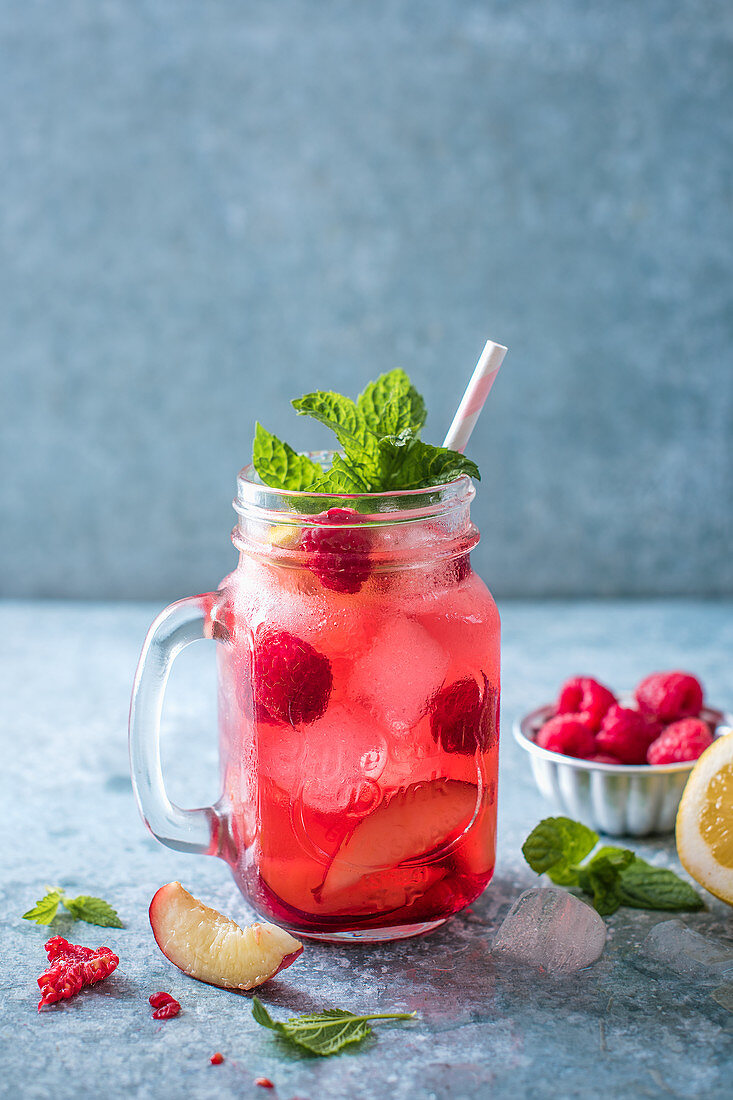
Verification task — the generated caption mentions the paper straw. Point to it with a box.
[442,339,507,453]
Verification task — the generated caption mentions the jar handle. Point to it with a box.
[129,594,223,856]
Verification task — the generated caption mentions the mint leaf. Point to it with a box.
[357,369,427,438]
[375,431,480,491]
[251,996,415,1057]
[521,817,598,886]
[62,895,124,928]
[521,818,705,915]
[252,996,279,1030]
[617,857,704,911]
[577,848,635,915]
[292,392,380,479]
[252,423,324,491]
[314,453,371,494]
[22,889,63,925]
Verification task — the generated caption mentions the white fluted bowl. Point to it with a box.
[513,701,731,837]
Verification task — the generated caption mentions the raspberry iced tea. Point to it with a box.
[130,368,502,942]
[214,471,500,940]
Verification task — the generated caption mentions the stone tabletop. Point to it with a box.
[2,600,732,1099]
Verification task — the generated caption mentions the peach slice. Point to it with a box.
[319,779,478,900]
[149,882,303,990]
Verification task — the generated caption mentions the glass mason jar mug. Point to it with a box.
[129,458,500,942]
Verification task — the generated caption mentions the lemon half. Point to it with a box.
[676,731,733,906]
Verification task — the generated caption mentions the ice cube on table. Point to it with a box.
[640,920,733,982]
[491,887,606,974]
[348,615,450,732]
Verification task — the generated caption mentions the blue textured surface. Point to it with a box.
[1,1,732,599]
[2,599,733,1098]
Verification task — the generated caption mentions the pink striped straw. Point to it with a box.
[442,339,507,453]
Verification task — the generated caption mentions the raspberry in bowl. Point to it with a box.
[513,674,730,836]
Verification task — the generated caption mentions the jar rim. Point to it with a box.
[234,450,475,525]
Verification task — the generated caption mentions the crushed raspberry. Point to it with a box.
[149,991,174,1008]
[556,676,616,731]
[210,1052,225,1065]
[535,714,596,758]
[634,671,704,723]
[37,936,119,1010]
[595,705,660,764]
[301,508,372,594]
[149,991,181,1019]
[252,627,333,726]
[430,674,498,755]
[646,718,714,765]
[255,1080,275,1090]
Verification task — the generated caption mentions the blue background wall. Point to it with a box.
[2,1,731,599]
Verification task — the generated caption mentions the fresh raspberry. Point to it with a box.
[634,671,704,723]
[556,676,616,732]
[595,705,660,764]
[586,752,623,765]
[37,936,119,1010]
[253,627,333,726]
[210,1052,225,1065]
[301,508,372,594]
[450,554,472,585]
[646,718,714,765]
[535,714,596,758]
[430,673,498,755]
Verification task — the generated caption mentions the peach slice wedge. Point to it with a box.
[149,881,303,990]
[318,779,478,901]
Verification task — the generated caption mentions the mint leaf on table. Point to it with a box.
[22,887,123,928]
[521,817,704,914]
[22,889,64,926]
[251,996,415,1057]
[252,423,325,491]
[576,848,635,916]
[357,368,427,438]
[61,895,124,927]
[521,817,598,886]
[616,856,705,911]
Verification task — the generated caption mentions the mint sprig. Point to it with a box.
[522,817,704,916]
[252,369,479,494]
[23,887,123,928]
[252,996,415,1056]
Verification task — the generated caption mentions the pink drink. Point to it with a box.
[213,471,500,941]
